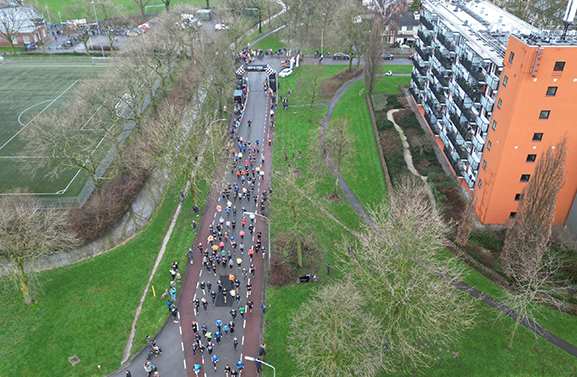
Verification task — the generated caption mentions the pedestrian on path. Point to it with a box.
[255,357,263,373]
[202,298,208,311]
[230,308,237,321]
[207,341,214,354]
[215,331,222,344]
[224,365,232,377]
[239,306,245,318]
[212,355,219,371]
[169,286,176,301]
[194,298,200,314]
[192,342,198,357]
[233,337,238,351]
[327,263,331,276]
[193,363,201,377]
[247,300,254,315]
[170,304,178,323]
[223,323,229,337]
[261,301,266,314]
[216,319,223,332]
[211,290,217,304]
[201,323,208,335]
[259,343,267,357]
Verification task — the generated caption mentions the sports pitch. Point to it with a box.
[0,62,106,200]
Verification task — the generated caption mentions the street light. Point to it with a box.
[91,1,105,59]
[244,356,275,377]
[321,27,324,56]
[243,211,270,260]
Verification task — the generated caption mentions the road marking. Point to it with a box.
[181,342,184,351]
[243,319,246,329]
[242,335,245,345]
[179,325,182,335]
[183,359,186,369]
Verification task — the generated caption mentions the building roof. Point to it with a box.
[399,12,421,27]
[0,4,42,35]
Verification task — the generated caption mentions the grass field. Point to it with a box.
[0,63,105,197]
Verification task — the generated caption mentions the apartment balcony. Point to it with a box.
[434,48,453,70]
[442,143,465,177]
[429,84,446,104]
[476,112,490,133]
[449,111,472,141]
[452,95,477,123]
[456,77,481,103]
[421,16,435,31]
[425,95,443,119]
[459,56,485,83]
[462,170,475,188]
[481,95,494,113]
[446,128,468,159]
[413,57,428,76]
[412,72,425,90]
[467,150,480,171]
[417,28,433,45]
[415,44,431,61]
[409,87,422,104]
[472,132,485,152]
[437,32,456,51]
[432,67,449,88]
[424,110,440,135]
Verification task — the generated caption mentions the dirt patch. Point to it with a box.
[380,129,402,154]
[270,233,322,286]
[319,68,363,100]
[326,193,342,202]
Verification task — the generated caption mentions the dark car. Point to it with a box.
[381,53,395,60]
[333,52,350,60]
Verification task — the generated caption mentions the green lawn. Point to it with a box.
[0,177,207,376]
[328,79,390,207]
[252,32,285,52]
[0,63,105,196]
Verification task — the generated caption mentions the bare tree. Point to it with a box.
[0,191,78,305]
[160,0,171,12]
[410,134,431,156]
[131,0,151,19]
[288,281,385,377]
[93,0,124,55]
[364,16,384,96]
[500,137,569,348]
[455,196,475,247]
[338,174,476,373]
[502,136,568,280]
[295,65,323,121]
[324,117,355,195]
[0,4,26,55]
[334,0,372,71]
[24,4,48,54]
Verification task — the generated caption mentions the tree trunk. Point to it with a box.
[83,40,90,55]
[297,237,303,267]
[10,41,17,55]
[17,259,32,305]
[507,316,521,349]
[206,0,210,9]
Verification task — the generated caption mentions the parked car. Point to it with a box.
[384,70,393,76]
[279,68,293,78]
[381,53,394,60]
[408,54,414,59]
[215,23,229,31]
[332,52,350,60]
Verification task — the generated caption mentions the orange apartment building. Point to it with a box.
[411,0,577,229]
[476,37,577,225]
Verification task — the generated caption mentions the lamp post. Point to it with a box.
[321,27,324,56]
[91,1,105,58]
[243,211,270,260]
[244,356,275,377]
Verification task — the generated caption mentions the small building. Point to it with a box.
[196,9,212,21]
[385,12,421,45]
[0,2,48,51]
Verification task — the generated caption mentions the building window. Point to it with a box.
[514,193,522,201]
[533,133,543,142]
[539,110,550,119]
[554,61,565,71]
[478,179,482,188]
[492,120,497,130]
[546,86,557,96]
[11,37,17,45]
[482,160,487,170]
[509,51,515,63]
[510,212,517,219]
[497,98,502,109]
[487,141,492,151]
[520,174,531,182]
[503,76,508,86]
[23,36,30,44]
[526,154,536,162]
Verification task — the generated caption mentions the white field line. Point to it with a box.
[17,99,54,126]
[0,80,79,153]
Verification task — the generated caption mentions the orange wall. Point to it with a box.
[474,36,577,225]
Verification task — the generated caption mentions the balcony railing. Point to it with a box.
[429,84,446,104]
[425,96,442,119]
[449,111,472,141]
[452,95,477,123]
[415,44,431,61]
[467,151,480,171]
[472,133,485,153]
[486,73,499,91]
[423,110,439,135]
[443,144,465,177]
[437,33,455,51]
[456,77,481,103]
[417,29,433,45]
[421,16,435,31]
[413,57,428,76]
[481,95,494,113]
[432,67,449,87]
[434,48,453,70]
[409,87,422,104]
[412,72,425,90]
[459,56,485,83]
